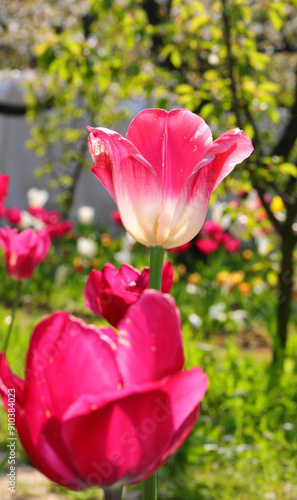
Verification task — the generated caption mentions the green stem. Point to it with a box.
[143,473,157,500]
[3,280,22,352]
[148,246,165,291]
[142,246,165,500]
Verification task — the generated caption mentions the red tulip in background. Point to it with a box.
[46,220,73,238]
[0,173,9,207]
[167,241,192,255]
[27,207,73,238]
[201,221,225,242]
[0,226,51,280]
[195,238,220,255]
[195,220,241,255]
[4,207,22,225]
[0,291,208,489]
[221,233,241,253]
[85,261,173,326]
[27,206,61,224]
[88,108,253,249]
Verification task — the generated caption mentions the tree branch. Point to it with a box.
[221,0,243,129]
[273,68,297,159]
[250,173,284,235]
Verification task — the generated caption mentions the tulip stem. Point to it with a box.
[142,473,157,500]
[143,246,164,500]
[149,246,165,291]
[3,280,22,352]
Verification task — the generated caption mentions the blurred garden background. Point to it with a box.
[0,0,297,499]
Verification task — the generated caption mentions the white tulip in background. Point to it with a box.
[188,313,202,329]
[257,236,271,256]
[211,201,228,224]
[19,210,45,230]
[231,213,249,239]
[77,237,98,258]
[122,232,137,251]
[27,187,49,208]
[77,206,95,225]
[209,302,227,322]
[229,310,247,327]
[114,250,132,265]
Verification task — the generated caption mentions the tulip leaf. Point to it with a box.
[0,451,9,474]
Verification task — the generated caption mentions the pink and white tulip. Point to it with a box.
[88,109,253,248]
[0,291,208,489]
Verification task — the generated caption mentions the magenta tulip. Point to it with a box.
[4,207,22,225]
[0,173,9,207]
[195,238,220,255]
[0,291,208,490]
[85,261,173,326]
[222,233,241,253]
[0,226,51,280]
[167,241,192,255]
[88,108,253,248]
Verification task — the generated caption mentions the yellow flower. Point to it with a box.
[239,282,252,295]
[216,271,230,284]
[188,272,201,285]
[270,196,285,213]
[230,271,244,285]
[242,249,253,260]
[100,233,112,247]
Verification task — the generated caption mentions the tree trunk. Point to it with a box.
[273,223,296,370]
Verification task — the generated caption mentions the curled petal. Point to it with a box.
[193,128,254,193]
[88,127,163,247]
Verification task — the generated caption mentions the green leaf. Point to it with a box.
[269,10,283,31]
[279,162,297,178]
[244,123,255,140]
[170,49,182,68]
[0,451,9,474]
[175,84,194,94]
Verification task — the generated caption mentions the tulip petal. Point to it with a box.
[102,263,139,289]
[161,129,253,248]
[84,267,140,326]
[62,367,207,486]
[0,353,85,490]
[160,260,174,293]
[145,367,208,476]
[159,163,212,248]
[116,290,184,384]
[62,384,175,487]
[194,128,254,193]
[0,353,25,410]
[25,312,121,442]
[84,269,104,315]
[88,126,164,247]
[119,264,141,283]
[126,109,212,198]
[19,416,86,490]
